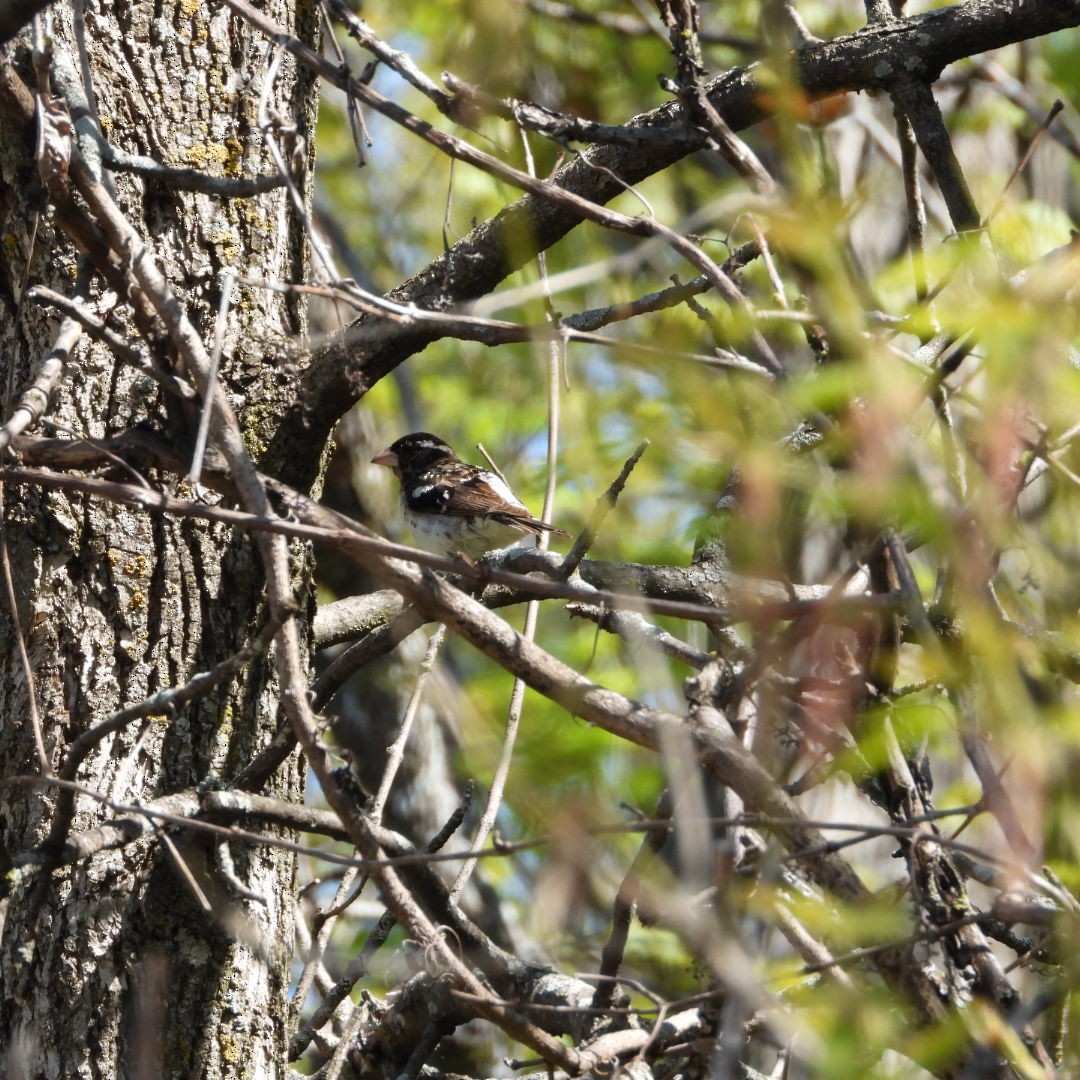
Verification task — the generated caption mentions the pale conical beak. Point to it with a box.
[371,448,398,468]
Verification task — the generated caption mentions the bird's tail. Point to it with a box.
[495,512,571,539]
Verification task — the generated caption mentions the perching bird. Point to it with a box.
[372,432,570,558]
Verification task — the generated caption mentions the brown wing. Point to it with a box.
[407,469,570,536]
[405,471,518,516]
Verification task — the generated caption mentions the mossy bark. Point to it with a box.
[0,2,319,1077]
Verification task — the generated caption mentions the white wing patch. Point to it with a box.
[482,472,527,512]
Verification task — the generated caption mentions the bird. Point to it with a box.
[371,432,570,558]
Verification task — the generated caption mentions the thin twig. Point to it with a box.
[561,440,649,576]
[374,623,447,819]
[189,269,236,483]
[592,791,673,1009]
[257,43,338,284]
[319,0,372,168]
[894,107,930,304]
[0,265,89,453]
[983,99,1065,226]
[158,829,212,912]
[0,482,50,774]
[289,867,364,1048]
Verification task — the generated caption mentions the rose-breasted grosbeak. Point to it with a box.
[372,432,570,558]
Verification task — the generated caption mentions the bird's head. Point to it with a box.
[371,432,456,477]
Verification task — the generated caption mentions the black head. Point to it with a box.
[372,432,457,474]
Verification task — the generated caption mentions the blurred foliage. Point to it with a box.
[300,0,1080,1075]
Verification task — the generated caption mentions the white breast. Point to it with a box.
[402,503,527,558]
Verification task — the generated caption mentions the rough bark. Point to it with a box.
[0,2,318,1077]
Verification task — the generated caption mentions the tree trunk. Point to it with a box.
[0,2,318,1077]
